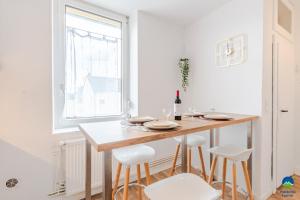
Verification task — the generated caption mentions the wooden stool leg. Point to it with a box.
[209,156,218,185]
[112,163,122,200]
[123,167,130,200]
[242,161,254,200]
[222,158,227,199]
[144,163,152,185]
[232,163,237,200]
[169,144,180,176]
[198,146,207,181]
[188,148,192,173]
[136,164,142,200]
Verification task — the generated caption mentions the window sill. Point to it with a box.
[53,127,81,135]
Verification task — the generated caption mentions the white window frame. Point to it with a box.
[52,0,129,131]
[273,0,294,41]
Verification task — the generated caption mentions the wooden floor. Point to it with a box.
[93,167,249,200]
[91,167,300,200]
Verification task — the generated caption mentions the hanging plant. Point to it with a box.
[179,58,189,91]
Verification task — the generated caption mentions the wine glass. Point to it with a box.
[188,107,197,119]
[121,100,132,127]
[162,108,172,121]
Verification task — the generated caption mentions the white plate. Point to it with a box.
[144,121,179,130]
[203,114,233,120]
[183,112,204,117]
[128,116,156,124]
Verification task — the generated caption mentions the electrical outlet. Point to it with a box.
[6,178,18,188]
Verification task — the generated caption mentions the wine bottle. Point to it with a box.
[174,90,182,120]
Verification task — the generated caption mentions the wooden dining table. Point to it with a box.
[79,113,258,200]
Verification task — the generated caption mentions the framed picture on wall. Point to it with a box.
[274,0,294,41]
[215,34,247,67]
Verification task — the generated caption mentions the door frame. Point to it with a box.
[272,34,279,192]
[272,33,296,192]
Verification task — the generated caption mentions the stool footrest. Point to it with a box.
[114,183,146,200]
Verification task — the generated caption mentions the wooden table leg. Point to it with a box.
[86,140,92,200]
[181,135,188,173]
[103,150,112,200]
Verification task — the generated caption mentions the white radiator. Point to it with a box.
[60,138,181,197]
[61,138,102,196]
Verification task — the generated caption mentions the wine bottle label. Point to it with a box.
[174,103,181,116]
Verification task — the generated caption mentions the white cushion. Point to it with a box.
[174,135,206,147]
[144,173,221,200]
[207,145,253,161]
[113,144,155,166]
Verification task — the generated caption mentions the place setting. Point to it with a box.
[123,116,181,132]
[143,120,181,131]
[201,113,233,121]
[121,107,182,132]
[183,108,233,121]
[182,109,205,118]
[122,109,233,133]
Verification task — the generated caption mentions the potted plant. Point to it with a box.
[179,58,189,91]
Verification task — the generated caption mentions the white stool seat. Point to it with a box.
[174,135,206,147]
[207,145,253,161]
[144,173,221,200]
[113,144,155,166]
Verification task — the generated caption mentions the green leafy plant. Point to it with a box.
[179,58,189,91]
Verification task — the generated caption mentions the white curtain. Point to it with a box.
[63,27,121,119]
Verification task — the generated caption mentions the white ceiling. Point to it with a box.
[84,0,232,25]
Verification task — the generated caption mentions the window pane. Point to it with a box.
[64,6,122,119]
[278,0,292,34]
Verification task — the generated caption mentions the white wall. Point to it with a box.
[137,11,184,116]
[183,0,265,198]
[0,0,60,199]
[0,0,279,199]
[134,11,185,160]
[0,1,184,199]
[184,0,263,115]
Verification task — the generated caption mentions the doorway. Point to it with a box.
[272,34,296,189]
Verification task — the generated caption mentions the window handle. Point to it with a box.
[281,110,288,113]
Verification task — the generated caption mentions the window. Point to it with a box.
[53,0,128,130]
[274,0,294,40]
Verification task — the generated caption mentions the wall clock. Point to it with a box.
[216,34,247,67]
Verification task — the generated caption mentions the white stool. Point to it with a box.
[112,144,155,200]
[170,135,207,181]
[144,173,221,200]
[207,145,253,200]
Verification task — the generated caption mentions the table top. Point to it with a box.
[79,113,258,152]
